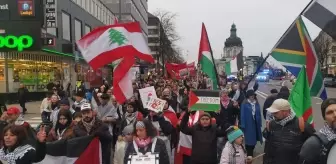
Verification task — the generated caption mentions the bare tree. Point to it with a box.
[153,9,180,43]
[153,9,184,64]
[313,31,333,75]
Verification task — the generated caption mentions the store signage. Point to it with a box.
[45,0,57,28]
[0,35,33,51]
[0,4,9,10]
[18,0,35,16]
[43,38,55,46]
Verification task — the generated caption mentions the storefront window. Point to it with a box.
[5,52,70,93]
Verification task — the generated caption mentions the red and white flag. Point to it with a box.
[77,22,154,103]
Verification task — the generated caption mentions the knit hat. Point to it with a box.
[59,99,70,106]
[75,89,85,97]
[246,89,256,98]
[200,112,211,119]
[226,126,244,143]
[270,89,278,94]
[122,125,134,135]
[321,98,336,119]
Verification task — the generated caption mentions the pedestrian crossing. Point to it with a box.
[25,117,42,129]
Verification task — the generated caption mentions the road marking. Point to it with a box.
[256,91,268,99]
[26,117,42,128]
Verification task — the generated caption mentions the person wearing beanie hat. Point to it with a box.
[114,125,133,164]
[220,126,249,164]
[299,98,336,164]
[180,109,226,164]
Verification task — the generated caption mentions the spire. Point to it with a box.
[230,23,237,37]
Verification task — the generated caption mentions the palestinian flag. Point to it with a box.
[303,0,336,40]
[198,23,218,90]
[77,22,154,104]
[289,66,313,125]
[188,90,220,112]
[271,16,327,100]
[34,136,101,164]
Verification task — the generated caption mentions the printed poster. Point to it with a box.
[146,97,166,113]
[139,86,157,108]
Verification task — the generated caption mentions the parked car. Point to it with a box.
[324,77,336,87]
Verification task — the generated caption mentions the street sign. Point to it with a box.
[45,0,57,28]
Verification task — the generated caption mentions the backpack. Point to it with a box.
[313,132,336,164]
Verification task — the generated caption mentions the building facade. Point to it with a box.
[101,0,148,38]
[223,24,244,72]
[0,0,116,102]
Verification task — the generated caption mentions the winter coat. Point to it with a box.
[263,117,315,164]
[262,94,277,119]
[124,138,170,164]
[240,100,263,146]
[220,142,246,164]
[180,112,226,164]
[0,141,46,164]
[114,140,128,164]
[46,124,75,142]
[73,118,113,164]
[217,101,239,128]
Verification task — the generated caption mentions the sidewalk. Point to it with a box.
[7,101,42,115]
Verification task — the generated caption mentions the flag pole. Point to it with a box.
[247,0,314,86]
[203,25,220,89]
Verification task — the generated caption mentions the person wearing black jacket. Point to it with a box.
[180,110,226,164]
[0,125,46,164]
[262,89,278,119]
[299,98,336,164]
[263,99,315,164]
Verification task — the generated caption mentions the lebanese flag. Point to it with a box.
[77,22,154,104]
[34,136,101,164]
[76,22,154,70]
[165,62,187,79]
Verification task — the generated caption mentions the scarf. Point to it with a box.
[274,111,295,126]
[228,143,246,164]
[221,96,230,108]
[247,99,256,119]
[320,123,336,141]
[135,137,152,148]
[125,112,137,125]
[0,145,35,164]
[82,117,96,134]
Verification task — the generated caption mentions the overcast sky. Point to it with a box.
[148,0,321,67]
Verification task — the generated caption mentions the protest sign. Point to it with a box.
[147,97,166,113]
[139,86,157,108]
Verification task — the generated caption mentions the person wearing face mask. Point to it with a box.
[47,109,74,142]
[263,99,314,164]
[73,103,113,164]
[299,98,336,164]
[240,90,263,158]
[180,109,226,164]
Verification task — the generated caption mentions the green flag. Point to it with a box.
[289,66,313,124]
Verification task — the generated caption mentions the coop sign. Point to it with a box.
[0,35,33,51]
